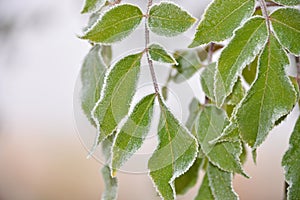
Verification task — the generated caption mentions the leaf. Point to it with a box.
[271,0,300,6]
[185,98,201,131]
[173,50,202,83]
[148,44,177,64]
[214,17,268,107]
[236,35,297,148]
[194,173,214,200]
[227,78,245,106]
[189,0,255,47]
[175,158,202,195]
[195,105,245,175]
[101,165,118,200]
[81,0,105,14]
[111,94,156,174]
[207,163,238,200]
[148,2,196,37]
[282,116,300,200]
[81,4,143,44]
[148,96,198,200]
[270,8,300,56]
[91,53,143,145]
[101,45,112,66]
[81,45,107,125]
[200,63,216,102]
[242,56,258,85]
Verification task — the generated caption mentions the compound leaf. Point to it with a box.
[236,35,297,148]
[92,53,143,145]
[148,2,196,37]
[81,0,106,14]
[111,94,156,174]
[282,116,300,200]
[214,17,268,107]
[148,96,198,200]
[101,165,118,200]
[82,4,143,44]
[189,0,255,47]
[195,106,245,175]
[270,8,300,56]
[81,45,107,125]
[148,44,177,64]
[207,163,238,200]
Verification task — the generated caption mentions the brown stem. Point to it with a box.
[207,42,215,63]
[145,0,159,95]
[296,57,300,89]
[258,0,271,34]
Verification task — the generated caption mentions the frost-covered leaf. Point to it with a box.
[185,98,201,131]
[242,56,258,85]
[81,4,143,44]
[282,116,300,200]
[270,8,300,56]
[201,63,216,102]
[194,173,214,200]
[173,50,202,83]
[207,163,238,200]
[214,17,268,107]
[148,96,198,200]
[81,0,105,14]
[189,0,255,47]
[227,78,245,106]
[92,53,143,145]
[236,35,297,148]
[111,94,156,174]
[101,45,112,66]
[81,45,107,125]
[148,44,177,64]
[101,165,118,200]
[271,0,300,6]
[175,158,202,195]
[148,2,196,37]
[195,106,245,175]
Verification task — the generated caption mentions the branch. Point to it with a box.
[258,0,271,34]
[145,0,160,95]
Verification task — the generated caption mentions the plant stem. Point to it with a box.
[145,0,159,95]
[258,0,271,34]
[296,57,300,89]
[207,42,214,63]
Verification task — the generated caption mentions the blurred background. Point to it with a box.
[0,0,299,199]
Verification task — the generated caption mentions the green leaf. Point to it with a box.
[175,158,202,195]
[207,163,238,200]
[270,8,300,56]
[227,78,245,106]
[173,50,202,83]
[200,63,216,102]
[242,56,258,85]
[214,17,268,107]
[189,0,255,47]
[282,116,300,200]
[148,44,177,64]
[111,94,156,174]
[195,106,245,175]
[194,173,214,200]
[91,53,143,146]
[81,0,105,14]
[101,45,112,67]
[271,0,300,6]
[236,35,297,148]
[101,165,118,200]
[81,4,143,44]
[185,98,201,131]
[81,45,107,125]
[148,96,198,200]
[148,2,196,37]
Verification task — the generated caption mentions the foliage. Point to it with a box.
[79,0,300,199]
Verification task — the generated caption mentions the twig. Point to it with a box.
[145,0,159,95]
[258,0,271,34]
[296,57,300,90]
